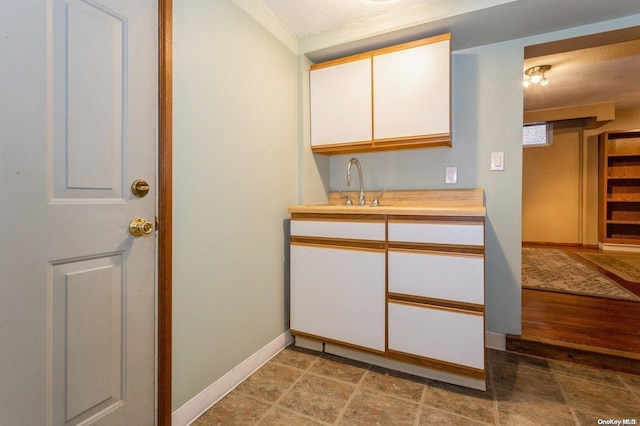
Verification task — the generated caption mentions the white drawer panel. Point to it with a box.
[388,222,483,246]
[291,220,385,241]
[388,302,484,369]
[388,251,484,304]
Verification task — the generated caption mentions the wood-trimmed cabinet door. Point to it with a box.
[290,244,386,352]
[289,217,386,353]
[310,58,372,149]
[373,36,450,141]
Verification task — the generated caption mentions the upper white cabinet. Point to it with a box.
[310,58,372,148]
[310,33,451,155]
[373,38,450,141]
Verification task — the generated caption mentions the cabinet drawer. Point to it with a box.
[388,221,483,246]
[388,251,484,304]
[291,220,385,241]
[388,302,484,369]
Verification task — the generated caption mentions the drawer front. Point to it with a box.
[388,222,483,246]
[388,251,484,304]
[388,302,484,369]
[291,220,385,241]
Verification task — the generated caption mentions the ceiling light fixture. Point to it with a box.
[523,65,551,88]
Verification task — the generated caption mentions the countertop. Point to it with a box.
[289,189,486,217]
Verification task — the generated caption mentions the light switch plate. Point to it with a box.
[491,152,505,171]
[445,166,457,184]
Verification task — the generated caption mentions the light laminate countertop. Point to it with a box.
[289,189,486,217]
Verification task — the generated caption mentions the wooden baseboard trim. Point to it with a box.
[506,334,640,375]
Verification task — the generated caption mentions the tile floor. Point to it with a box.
[192,346,640,425]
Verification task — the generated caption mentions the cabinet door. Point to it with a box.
[310,58,372,147]
[373,38,450,140]
[388,302,484,370]
[290,244,385,352]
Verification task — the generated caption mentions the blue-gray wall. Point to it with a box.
[172,0,298,410]
[312,15,640,336]
[172,0,640,413]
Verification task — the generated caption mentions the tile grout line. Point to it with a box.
[332,361,372,425]
[619,375,640,405]
[487,353,501,425]
[253,352,325,425]
[548,360,581,426]
[550,360,640,423]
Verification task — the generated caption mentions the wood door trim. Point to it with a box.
[386,349,485,381]
[388,293,484,314]
[388,242,485,256]
[158,0,172,423]
[291,236,386,251]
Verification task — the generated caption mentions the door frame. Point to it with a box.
[158,0,172,423]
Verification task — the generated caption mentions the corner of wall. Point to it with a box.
[231,0,298,54]
[172,332,294,426]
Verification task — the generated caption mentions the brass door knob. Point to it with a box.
[131,179,150,197]
[129,217,154,237]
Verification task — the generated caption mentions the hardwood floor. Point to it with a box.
[507,244,640,374]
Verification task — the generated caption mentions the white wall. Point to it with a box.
[172,0,298,410]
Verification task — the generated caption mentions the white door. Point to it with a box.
[0,0,157,425]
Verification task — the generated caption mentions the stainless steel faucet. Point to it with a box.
[347,158,366,205]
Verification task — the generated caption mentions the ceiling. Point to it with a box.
[258,0,640,113]
[260,0,434,37]
[523,29,640,112]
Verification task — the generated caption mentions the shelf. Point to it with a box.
[607,153,640,158]
[600,131,640,244]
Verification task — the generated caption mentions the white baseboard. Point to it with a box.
[172,330,294,426]
[485,331,506,351]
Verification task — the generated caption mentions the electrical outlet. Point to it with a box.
[445,166,457,184]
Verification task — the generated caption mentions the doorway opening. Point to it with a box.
[512,27,640,373]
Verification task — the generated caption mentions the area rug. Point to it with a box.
[575,252,640,283]
[522,248,640,302]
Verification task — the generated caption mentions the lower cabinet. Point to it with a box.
[289,212,486,388]
[387,216,486,380]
